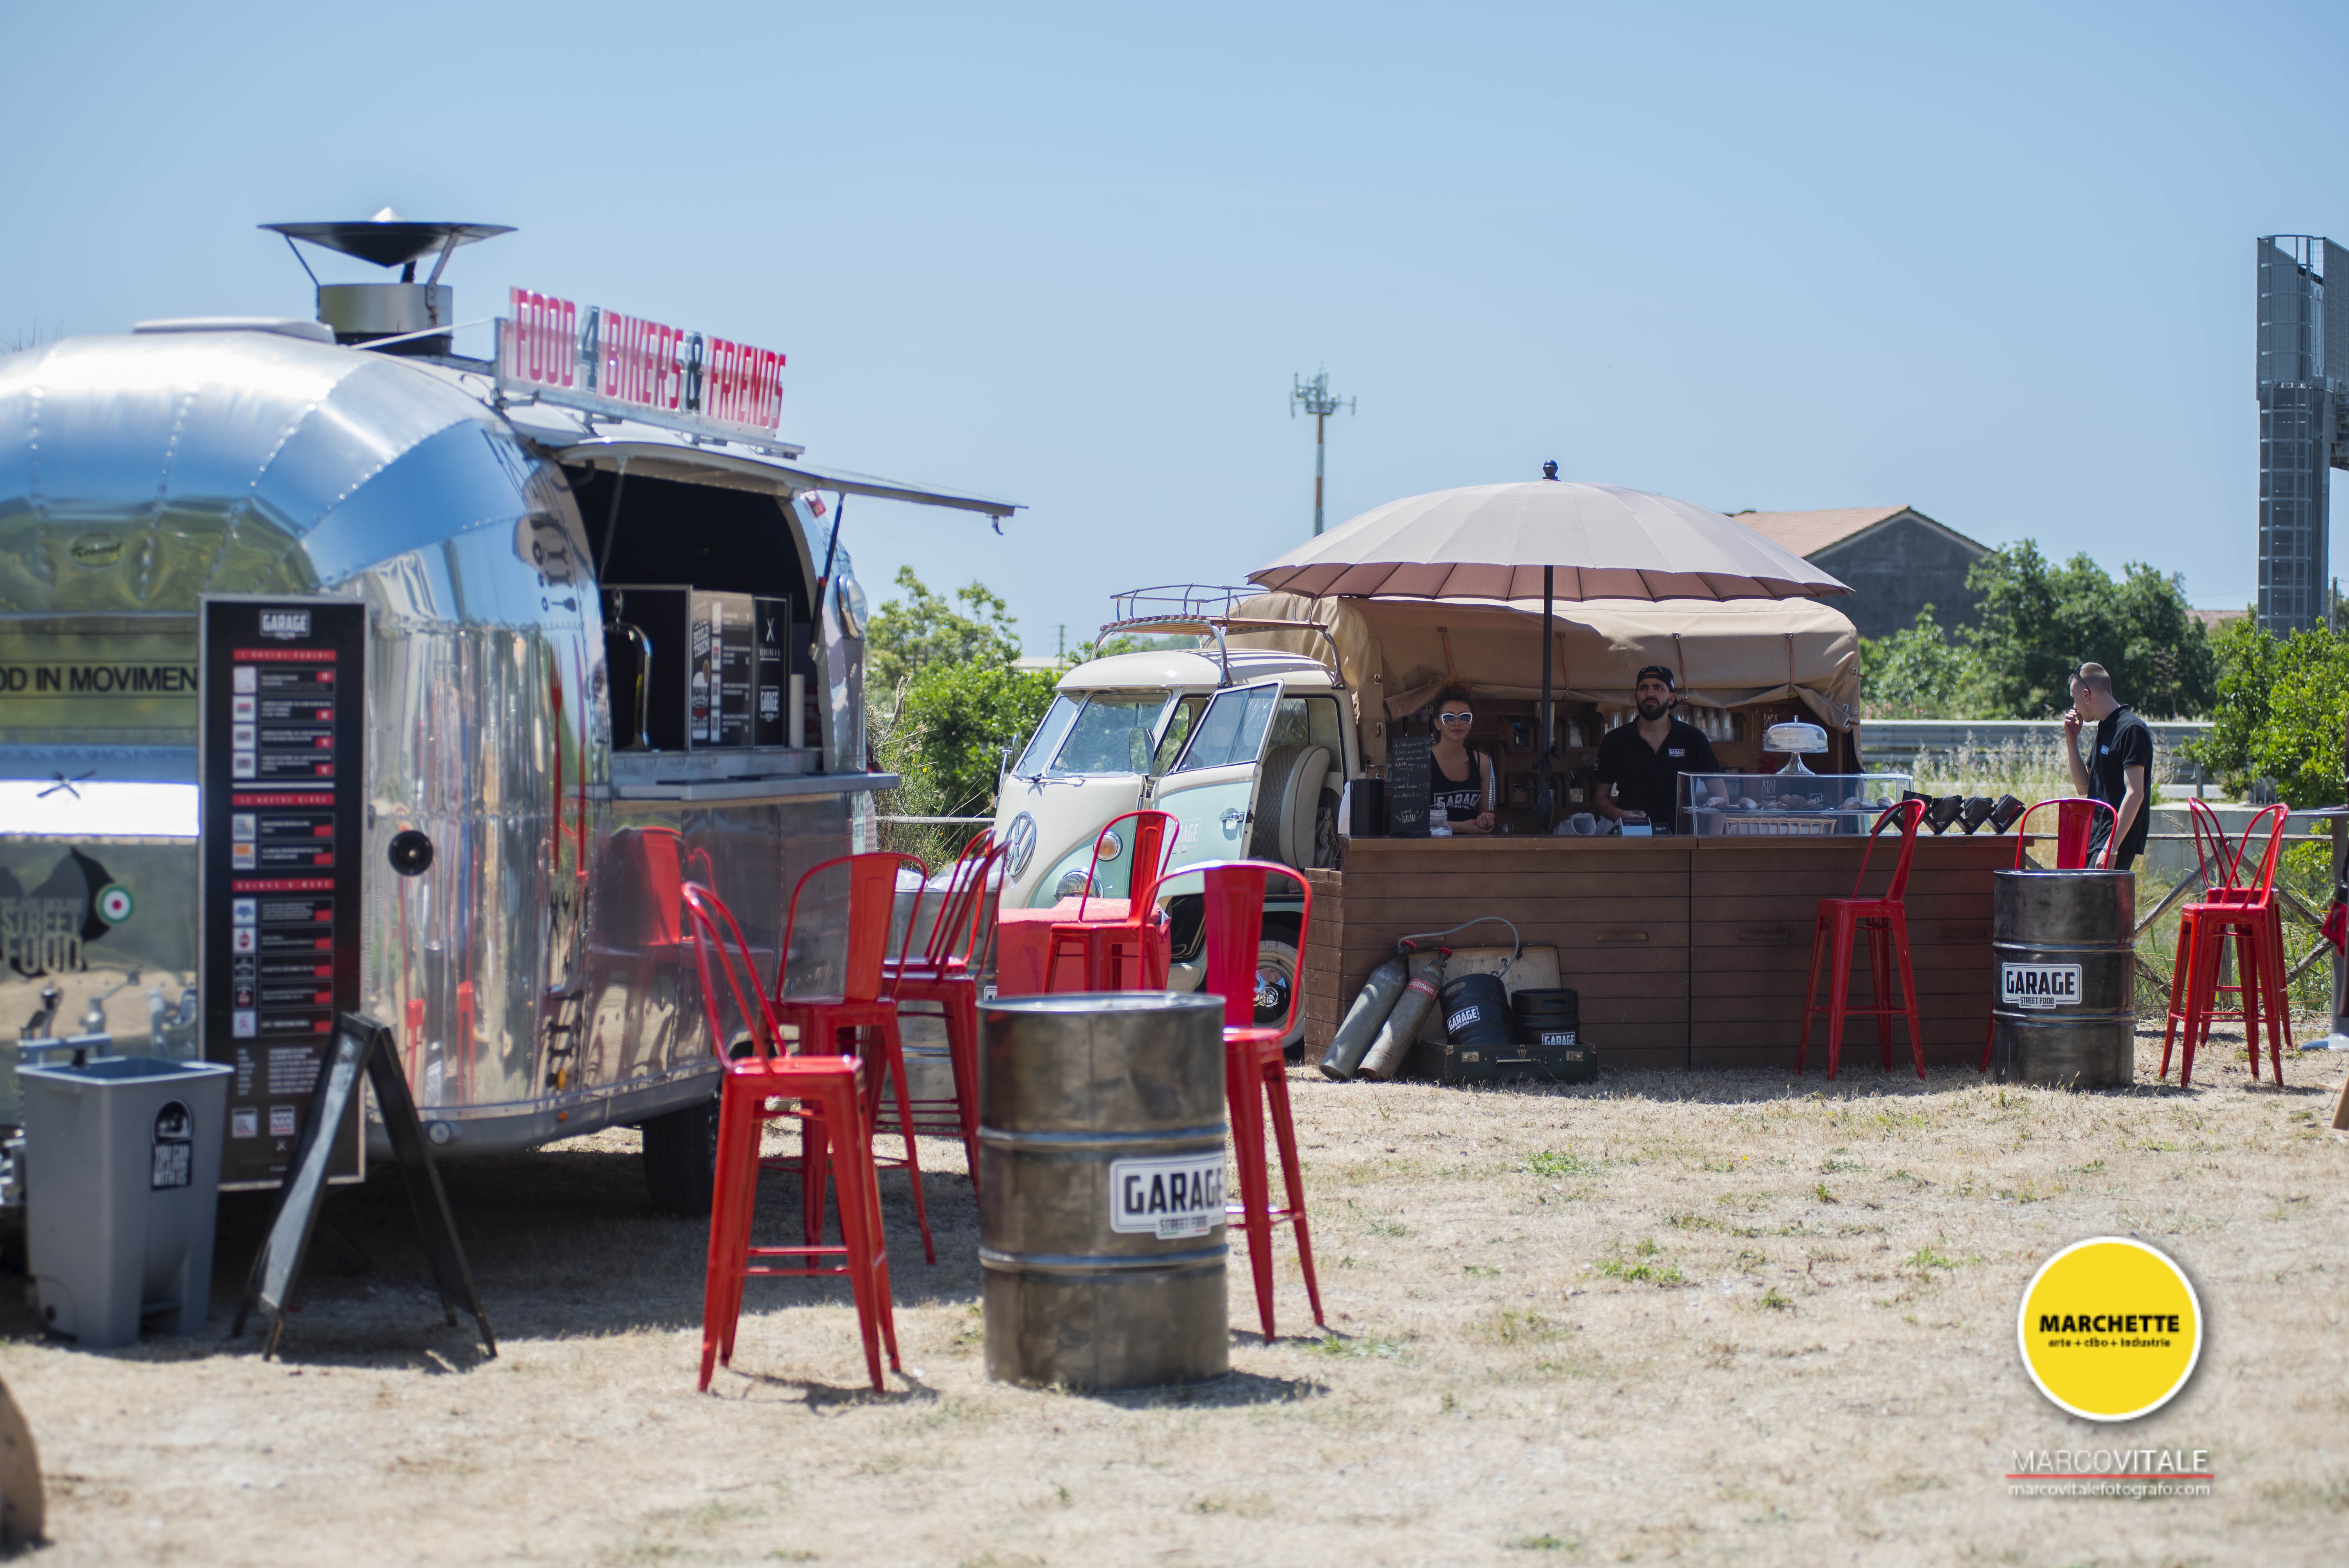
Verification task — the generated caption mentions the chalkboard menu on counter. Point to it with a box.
[1386,734,1433,838]
[198,597,367,1190]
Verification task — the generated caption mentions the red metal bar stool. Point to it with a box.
[882,832,1007,1193]
[2165,804,2293,1087]
[770,850,935,1267]
[1975,796,2115,1073]
[1046,809,1178,992]
[768,852,938,1265]
[681,883,899,1393]
[2158,801,2253,1061]
[1800,799,1927,1080]
[1193,858,1324,1342]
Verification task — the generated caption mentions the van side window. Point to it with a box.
[1152,695,1207,773]
[1173,683,1279,772]
[1269,695,1343,754]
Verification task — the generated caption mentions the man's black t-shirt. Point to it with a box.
[1594,716,1720,827]
[2087,704,2154,862]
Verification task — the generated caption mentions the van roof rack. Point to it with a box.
[1097,585,1343,690]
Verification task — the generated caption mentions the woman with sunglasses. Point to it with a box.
[1426,682,1496,835]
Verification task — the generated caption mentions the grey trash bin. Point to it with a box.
[21,1057,233,1348]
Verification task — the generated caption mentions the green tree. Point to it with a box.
[2186,614,2275,793]
[1964,543,2216,718]
[880,658,1061,823]
[863,567,1061,861]
[2190,615,2349,805]
[1858,606,1988,719]
[864,567,1022,713]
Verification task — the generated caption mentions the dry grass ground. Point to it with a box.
[1,1025,2343,1567]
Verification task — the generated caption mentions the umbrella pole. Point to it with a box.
[1536,566,1556,830]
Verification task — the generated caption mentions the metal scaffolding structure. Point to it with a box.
[2255,235,2349,633]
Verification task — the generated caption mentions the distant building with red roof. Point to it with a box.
[1727,505,1989,641]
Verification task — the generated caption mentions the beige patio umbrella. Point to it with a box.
[1248,476,1852,603]
[1248,471,1852,823]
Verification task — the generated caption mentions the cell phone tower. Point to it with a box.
[2256,236,2349,633]
[1291,370,1355,536]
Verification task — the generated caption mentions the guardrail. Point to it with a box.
[1862,718,2214,783]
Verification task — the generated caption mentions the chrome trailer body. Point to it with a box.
[0,326,929,1161]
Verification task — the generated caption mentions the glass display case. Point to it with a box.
[1679,772,1914,836]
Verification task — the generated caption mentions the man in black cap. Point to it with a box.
[1593,665,1719,831]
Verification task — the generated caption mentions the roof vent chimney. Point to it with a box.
[261,209,514,356]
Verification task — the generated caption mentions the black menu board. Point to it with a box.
[1386,734,1433,838]
[199,597,367,1190]
[752,595,792,747]
[709,592,756,747]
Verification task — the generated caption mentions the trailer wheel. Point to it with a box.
[641,1089,720,1217]
[1257,916,1305,1055]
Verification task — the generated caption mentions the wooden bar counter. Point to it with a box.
[1301,833,2019,1072]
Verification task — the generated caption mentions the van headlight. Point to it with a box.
[1005,813,1038,878]
[1055,869,1095,900]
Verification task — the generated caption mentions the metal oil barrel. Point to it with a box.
[979,992,1229,1390]
[1988,869,2136,1087]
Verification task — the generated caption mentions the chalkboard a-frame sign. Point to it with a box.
[198,595,369,1190]
[235,1012,494,1361]
[1385,734,1433,838]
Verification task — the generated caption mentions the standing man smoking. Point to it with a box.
[2063,662,2151,870]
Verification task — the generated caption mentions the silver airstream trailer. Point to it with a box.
[0,216,1013,1211]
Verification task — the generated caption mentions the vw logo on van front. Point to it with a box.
[1005,812,1039,878]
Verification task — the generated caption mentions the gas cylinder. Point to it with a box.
[1358,947,1448,1081]
[1319,945,1412,1079]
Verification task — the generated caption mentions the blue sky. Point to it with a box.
[7,2,2344,650]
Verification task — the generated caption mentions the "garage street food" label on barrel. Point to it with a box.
[1108,1152,1225,1240]
[2002,962,2084,1009]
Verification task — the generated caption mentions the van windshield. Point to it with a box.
[1013,696,1082,775]
[1046,693,1172,775]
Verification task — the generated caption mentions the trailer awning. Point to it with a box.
[541,431,1018,519]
